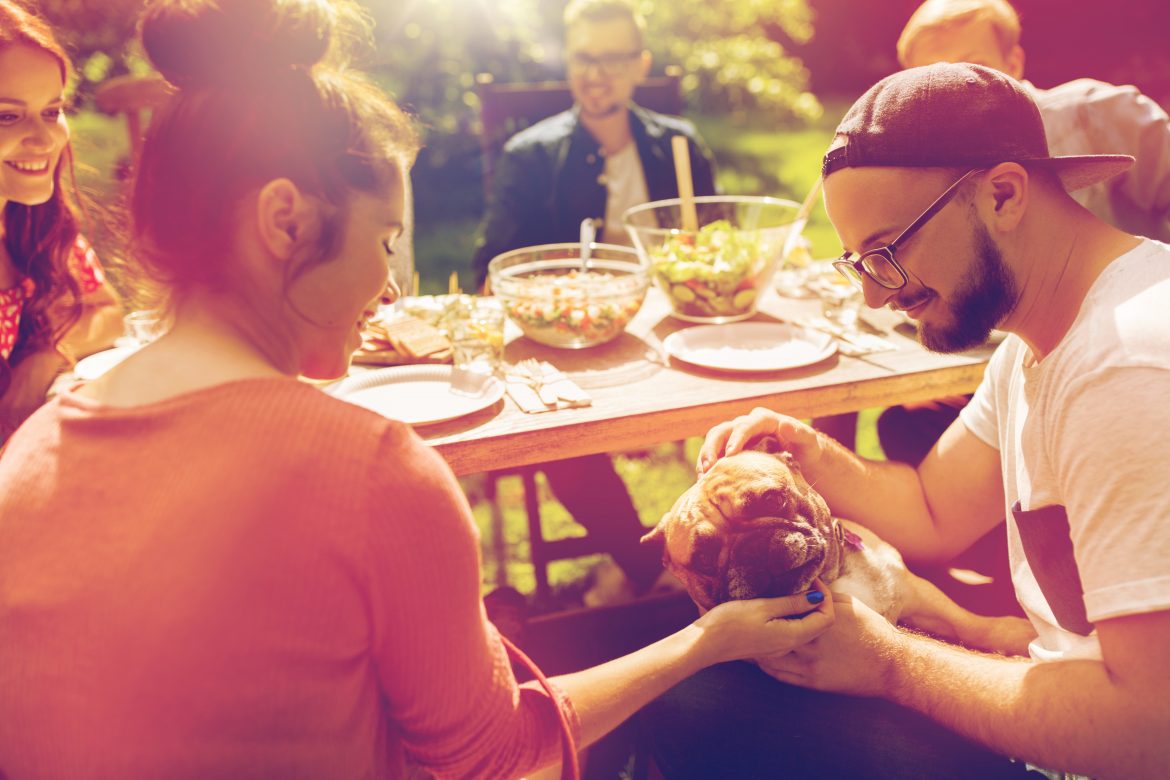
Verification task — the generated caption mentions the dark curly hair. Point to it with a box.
[0,0,84,400]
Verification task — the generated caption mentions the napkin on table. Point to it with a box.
[505,361,592,413]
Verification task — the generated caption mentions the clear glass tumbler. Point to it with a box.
[451,303,505,377]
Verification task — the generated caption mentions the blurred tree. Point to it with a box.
[33,0,149,100]
[645,0,819,124]
[364,0,820,221]
[32,0,824,285]
[367,0,820,134]
[37,0,821,123]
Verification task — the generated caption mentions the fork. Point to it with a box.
[511,358,559,406]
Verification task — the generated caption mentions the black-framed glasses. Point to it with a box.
[567,51,641,76]
[833,168,985,290]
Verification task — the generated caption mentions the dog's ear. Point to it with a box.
[641,520,672,568]
[746,434,784,454]
[641,520,667,550]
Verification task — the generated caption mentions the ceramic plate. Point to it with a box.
[663,322,836,373]
[333,365,504,425]
[73,346,140,381]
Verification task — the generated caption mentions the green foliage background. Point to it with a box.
[357,0,825,291]
[365,0,820,131]
[363,0,820,177]
[41,0,821,153]
[35,0,152,96]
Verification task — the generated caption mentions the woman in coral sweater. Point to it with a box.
[0,1,833,777]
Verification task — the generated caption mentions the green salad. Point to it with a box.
[504,269,644,347]
[650,220,768,319]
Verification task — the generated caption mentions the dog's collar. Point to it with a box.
[833,520,865,551]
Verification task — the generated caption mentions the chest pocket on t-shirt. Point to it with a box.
[1012,501,1095,636]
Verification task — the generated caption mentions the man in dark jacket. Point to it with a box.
[472,103,716,284]
[472,1,717,283]
[472,0,718,605]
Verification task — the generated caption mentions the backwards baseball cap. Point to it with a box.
[822,62,1133,191]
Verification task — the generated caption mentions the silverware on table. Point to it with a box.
[510,358,559,406]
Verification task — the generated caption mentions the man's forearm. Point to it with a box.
[804,419,1006,561]
[886,631,1169,779]
[802,430,951,557]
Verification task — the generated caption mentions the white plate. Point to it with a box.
[663,323,836,373]
[73,346,140,381]
[333,365,505,425]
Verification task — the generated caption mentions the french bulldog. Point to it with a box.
[642,435,1035,656]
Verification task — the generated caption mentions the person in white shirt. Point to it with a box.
[644,63,1170,779]
[866,0,1170,619]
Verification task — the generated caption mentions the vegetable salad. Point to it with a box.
[502,269,645,347]
[650,220,772,319]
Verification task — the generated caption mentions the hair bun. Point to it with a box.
[140,0,336,88]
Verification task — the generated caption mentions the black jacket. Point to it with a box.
[472,103,718,285]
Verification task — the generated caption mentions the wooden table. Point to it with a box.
[417,288,994,476]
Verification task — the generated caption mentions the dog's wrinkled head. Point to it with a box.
[642,435,842,610]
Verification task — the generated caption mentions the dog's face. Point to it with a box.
[642,436,841,610]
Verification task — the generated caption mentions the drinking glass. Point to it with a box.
[774,236,815,298]
[807,263,863,331]
[451,303,505,378]
[120,310,164,347]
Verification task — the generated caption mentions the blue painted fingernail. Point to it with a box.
[806,590,824,604]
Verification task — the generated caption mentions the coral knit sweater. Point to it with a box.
[0,378,578,779]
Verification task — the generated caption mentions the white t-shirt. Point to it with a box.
[960,238,1170,661]
[601,142,651,246]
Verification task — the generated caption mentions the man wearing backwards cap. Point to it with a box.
[644,63,1170,779]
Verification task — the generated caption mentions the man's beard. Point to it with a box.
[918,223,1017,353]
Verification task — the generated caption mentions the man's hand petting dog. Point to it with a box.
[697,406,828,476]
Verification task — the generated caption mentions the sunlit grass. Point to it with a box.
[466,441,701,596]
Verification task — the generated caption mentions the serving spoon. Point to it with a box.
[579,217,597,271]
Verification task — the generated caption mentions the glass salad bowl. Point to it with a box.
[623,195,799,323]
[488,243,650,349]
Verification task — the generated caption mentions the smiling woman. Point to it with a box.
[0,47,67,202]
[0,0,123,440]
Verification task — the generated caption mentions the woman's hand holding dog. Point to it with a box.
[692,586,836,666]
